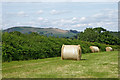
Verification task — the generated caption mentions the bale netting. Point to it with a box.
[106,47,113,51]
[89,46,100,53]
[61,44,81,60]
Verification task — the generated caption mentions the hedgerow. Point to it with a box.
[2,31,119,62]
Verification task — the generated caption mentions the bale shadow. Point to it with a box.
[80,59,87,60]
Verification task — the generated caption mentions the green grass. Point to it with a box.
[2,51,118,78]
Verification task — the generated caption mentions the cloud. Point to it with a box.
[73,9,118,31]
[80,17,86,20]
[17,11,25,15]
[50,9,59,15]
[17,11,28,17]
[37,10,43,14]
[49,9,118,31]
[72,17,77,20]
[92,13,103,18]
[3,8,118,32]
[50,9,70,15]
[38,17,44,21]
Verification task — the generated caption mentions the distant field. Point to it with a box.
[2,51,118,78]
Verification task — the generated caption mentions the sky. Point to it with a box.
[2,2,118,31]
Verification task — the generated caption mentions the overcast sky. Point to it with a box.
[2,2,118,31]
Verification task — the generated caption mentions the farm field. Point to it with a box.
[2,51,118,78]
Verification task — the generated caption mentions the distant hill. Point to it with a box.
[3,26,79,38]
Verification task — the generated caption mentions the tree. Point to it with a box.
[93,27,106,33]
[76,28,98,42]
[74,27,120,45]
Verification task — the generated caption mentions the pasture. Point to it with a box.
[2,51,118,78]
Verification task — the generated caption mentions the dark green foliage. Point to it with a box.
[77,28,98,42]
[2,31,118,62]
[75,27,120,45]
[93,27,106,33]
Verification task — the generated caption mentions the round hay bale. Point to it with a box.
[106,47,112,51]
[61,44,81,60]
[89,46,100,53]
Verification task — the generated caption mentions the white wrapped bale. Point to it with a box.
[61,45,81,60]
[106,47,112,51]
[90,46,100,53]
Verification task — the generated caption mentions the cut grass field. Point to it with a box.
[2,51,118,78]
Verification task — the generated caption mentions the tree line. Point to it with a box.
[74,27,120,45]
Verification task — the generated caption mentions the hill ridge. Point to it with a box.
[3,26,79,38]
